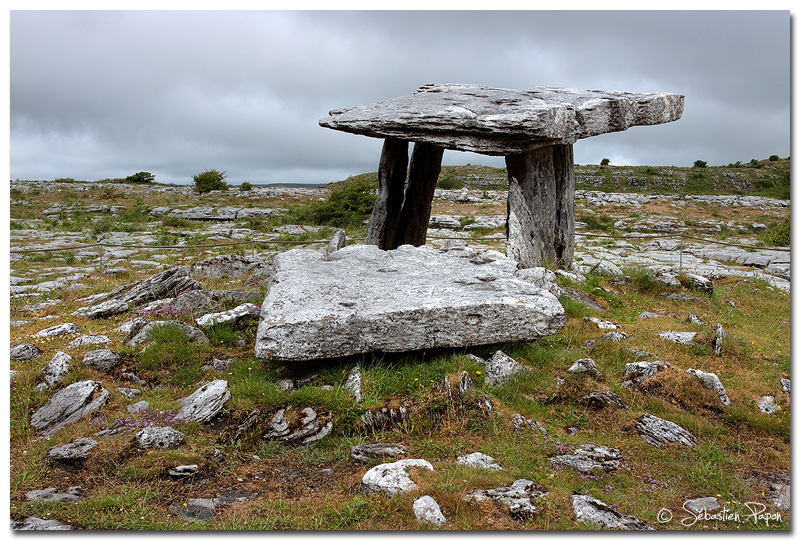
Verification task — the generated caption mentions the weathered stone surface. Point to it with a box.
[514,267,563,297]
[579,391,628,410]
[637,311,661,319]
[781,378,790,395]
[343,364,364,402]
[477,350,528,387]
[635,413,697,448]
[659,331,697,345]
[323,229,347,260]
[684,497,721,514]
[413,495,447,527]
[621,360,670,388]
[560,287,607,313]
[686,368,731,406]
[256,245,565,361]
[568,358,603,380]
[686,313,704,325]
[512,413,548,436]
[263,406,332,445]
[463,479,547,520]
[168,464,199,478]
[128,401,149,414]
[550,444,621,473]
[128,320,209,347]
[26,486,84,503]
[188,254,270,279]
[175,380,230,423]
[172,497,216,521]
[758,395,778,414]
[35,322,80,337]
[320,84,683,156]
[66,334,113,349]
[42,351,71,387]
[572,494,656,530]
[82,349,122,373]
[456,452,502,470]
[358,459,434,497]
[135,426,185,449]
[47,437,97,462]
[195,303,260,328]
[351,443,408,464]
[11,342,42,362]
[361,403,413,432]
[683,273,714,296]
[30,380,109,437]
[11,517,73,530]
[583,317,621,330]
[713,324,724,356]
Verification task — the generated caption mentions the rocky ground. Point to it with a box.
[8,167,790,530]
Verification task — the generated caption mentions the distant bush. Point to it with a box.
[769,155,780,161]
[436,175,464,190]
[192,169,228,193]
[309,176,377,228]
[239,181,253,192]
[579,213,616,233]
[763,216,789,246]
[600,158,611,166]
[54,177,75,183]
[692,160,707,168]
[125,171,155,184]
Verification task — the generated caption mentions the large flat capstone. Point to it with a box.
[255,245,565,362]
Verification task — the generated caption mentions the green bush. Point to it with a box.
[600,158,610,166]
[436,175,464,190]
[579,213,616,233]
[239,181,253,192]
[763,216,790,246]
[125,171,155,184]
[306,176,377,228]
[54,177,75,183]
[192,168,228,193]
[769,155,780,161]
[693,160,707,168]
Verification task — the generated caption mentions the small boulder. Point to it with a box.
[579,391,628,410]
[30,380,109,437]
[82,349,122,373]
[583,317,620,330]
[478,350,528,387]
[195,303,261,328]
[128,400,149,414]
[323,229,347,260]
[758,395,778,414]
[263,405,332,445]
[26,486,84,503]
[686,368,731,406]
[550,444,621,473]
[168,464,199,478]
[462,479,547,520]
[686,313,704,325]
[66,335,112,349]
[35,322,81,337]
[781,378,790,396]
[572,494,655,530]
[175,380,231,423]
[635,413,697,448]
[658,331,697,345]
[683,273,713,296]
[351,443,408,464]
[512,413,548,436]
[568,358,603,380]
[47,437,97,464]
[413,495,447,527]
[621,360,670,388]
[10,342,42,362]
[42,351,71,387]
[684,496,721,514]
[135,426,185,449]
[11,517,73,530]
[456,451,502,470]
[129,320,209,347]
[637,311,661,320]
[358,459,434,497]
[343,364,364,402]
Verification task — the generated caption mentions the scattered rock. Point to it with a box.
[47,437,97,464]
[550,444,621,473]
[358,458,434,497]
[621,359,670,388]
[780,378,790,395]
[351,443,408,464]
[11,517,73,530]
[684,496,721,514]
[584,331,628,349]
[758,396,778,414]
[713,324,724,356]
[117,387,142,399]
[683,273,714,296]
[478,350,528,387]
[686,313,703,325]
[195,303,261,328]
[42,351,71,387]
[456,451,503,470]
[568,358,603,380]
[82,349,122,373]
[572,494,655,530]
[228,409,261,444]
[175,380,231,423]
[168,464,199,478]
[583,316,620,330]
[361,402,413,432]
[172,497,216,522]
[413,495,447,526]
[66,335,113,349]
[635,413,697,448]
[512,413,548,436]
[658,331,697,345]
[26,486,84,503]
[686,369,731,406]
[463,479,547,520]
[10,342,42,362]
[579,391,628,410]
[659,292,710,306]
[343,364,364,402]
[128,320,209,347]
[35,322,81,337]
[323,229,347,260]
[127,401,149,414]
[30,380,109,437]
[560,287,607,313]
[637,311,661,319]
[135,426,185,449]
[263,406,333,445]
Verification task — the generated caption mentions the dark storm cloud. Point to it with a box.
[10,10,790,184]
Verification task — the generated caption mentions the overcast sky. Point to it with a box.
[9,10,791,185]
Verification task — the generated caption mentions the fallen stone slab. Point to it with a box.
[256,245,565,361]
[128,320,209,346]
[30,380,109,437]
[42,351,71,387]
[26,486,84,503]
[686,368,731,406]
[572,494,655,530]
[635,413,697,448]
[35,322,81,337]
[195,303,260,328]
[358,458,434,497]
[135,426,185,449]
[462,479,548,520]
[263,405,333,445]
[175,380,231,423]
[10,342,42,362]
[413,495,447,527]
[47,437,97,464]
[11,517,73,530]
[550,444,621,473]
[82,349,122,373]
[351,443,408,464]
[456,451,502,470]
[579,391,628,410]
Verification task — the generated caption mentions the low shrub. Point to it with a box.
[193,168,228,193]
[762,216,789,246]
[436,175,464,190]
[125,171,155,184]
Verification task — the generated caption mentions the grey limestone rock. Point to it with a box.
[35,322,81,337]
[550,444,621,473]
[26,486,84,503]
[583,316,621,330]
[343,364,364,402]
[683,497,721,514]
[684,273,714,296]
[479,350,528,387]
[168,464,199,478]
[66,334,112,349]
[323,229,347,260]
[320,84,683,156]
[514,267,563,297]
[781,378,790,395]
[637,311,661,319]
[635,413,697,448]
[172,497,216,521]
[30,380,109,437]
[11,517,73,530]
[135,426,185,449]
[358,458,434,497]
[195,303,260,328]
[572,494,656,530]
[686,368,731,406]
[256,245,564,361]
[82,349,122,372]
[512,413,548,436]
[621,359,669,388]
[568,358,603,380]
[413,495,447,526]
[127,401,149,414]
[758,395,778,414]
[463,479,547,520]
[351,443,408,464]
[175,380,231,423]
[456,451,502,470]
[188,254,270,279]
[128,320,209,347]
[659,331,697,345]
[263,405,333,445]
[713,324,724,356]
[42,351,71,387]
[361,403,413,432]
[47,437,97,462]
[10,342,42,362]
[117,387,142,399]
[579,391,628,410]
[686,313,704,325]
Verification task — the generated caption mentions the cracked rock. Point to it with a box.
[456,451,502,470]
[351,443,408,464]
[635,413,697,448]
[359,459,434,497]
[550,444,621,473]
[175,380,231,423]
[572,494,655,530]
[42,351,71,387]
[463,479,547,520]
[30,380,109,437]
[263,406,333,445]
[11,342,42,362]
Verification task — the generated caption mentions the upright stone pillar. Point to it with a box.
[364,138,409,249]
[392,142,444,248]
[506,144,575,269]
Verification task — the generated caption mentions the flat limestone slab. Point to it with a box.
[320,83,684,155]
[255,245,565,361]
